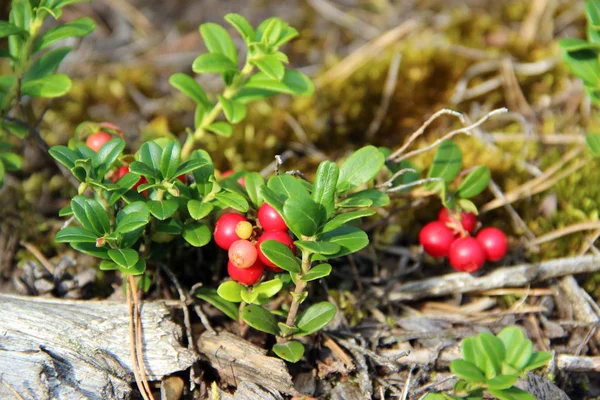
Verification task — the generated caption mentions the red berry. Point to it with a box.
[221,170,234,178]
[229,239,258,269]
[214,213,248,250]
[476,227,508,262]
[258,203,288,232]
[448,237,486,272]
[111,165,130,183]
[256,230,296,271]
[438,208,477,234]
[85,131,112,152]
[177,174,187,184]
[238,176,245,188]
[227,259,264,286]
[134,176,149,197]
[419,221,455,257]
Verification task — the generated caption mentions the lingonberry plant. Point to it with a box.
[423,327,552,400]
[0,0,96,186]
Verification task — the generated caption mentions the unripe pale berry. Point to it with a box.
[438,208,477,234]
[476,227,508,261]
[214,213,248,250]
[258,203,288,231]
[419,221,455,257]
[228,239,258,269]
[227,260,264,286]
[85,131,112,152]
[235,221,253,240]
[448,237,486,273]
[256,230,296,272]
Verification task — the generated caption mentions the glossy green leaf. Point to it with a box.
[188,200,213,220]
[524,351,552,371]
[232,87,276,103]
[312,160,339,219]
[138,141,162,176]
[427,140,462,185]
[92,137,125,171]
[225,13,254,42]
[338,189,389,208]
[200,22,238,64]
[587,0,600,43]
[243,172,264,207]
[218,95,247,123]
[457,166,490,199]
[487,387,536,400]
[294,240,340,255]
[0,151,23,171]
[8,0,31,58]
[559,37,600,52]
[115,202,150,234]
[159,140,181,179]
[321,210,376,232]
[0,21,27,38]
[175,158,211,176]
[147,199,179,220]
[586,133,600,156]
[168,73,210,106]
[71,242,109,259]
[244,70,314,95]
[71,196,110,235]
[35,17,96,51]
[260,18,283,46]
[450,359,486,383]
[195,287,239,320]
[241,304,279,335]
[253,54,285,81]
[336,197,372,208]
[99,260,119,271]
[192,53,237,74]
[259,185,286,215]
[283,196,323,237]
[497,327,532,371]
[58,205,72,217]
[129,161,159,179]
[24,46,71,83]
[273,341,304,363]
[54,226,98,243]
[108,248,139,269]
[205,121,233,137]
[337,146,385,191]
[21,74,72,97]
[486,375,519,390]
[268,174,309,200]
[317,226,368,258]
[182,222,211,247]
[477,332,505,378]
[301,263,332,281]
[217,280,244,303]
[260,240,301,273]
[295,301,336,336]
[560,39,600,85]
[154,219,182,235]
[457,198,478,215]
[214,189,249,212]
[252,279,283,299]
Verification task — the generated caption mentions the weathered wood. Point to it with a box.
[0,295,197,400]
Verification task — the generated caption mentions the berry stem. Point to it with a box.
[282,248,312,332]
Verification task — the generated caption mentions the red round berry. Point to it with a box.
[85,131,112,152]
[227,259,264,286]
[221,170,234,178]
[419,221,455,257]
[177,174,187,184]
[256,230,296,271]
[476,227,508,262]
[448,237,486,272]
[258,203,288,232]
[111,165,130,183]
[229,239,258,269]
[214,213,248,250]
[438,208,477,234]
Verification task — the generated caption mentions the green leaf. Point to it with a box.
[253,279,283,299]
[450,360,486,383]
[182,222,211,247]
[337,146,385,191]
[312,160,339,219]
[200,22,238,64]
[214,189,249,212]
[54,226,98,243]
[260,18,283,46]
[427,140,462,186]
[497,327,532,371]
[268,174,309,200]
[587,0,600,43]
[195,288,239,320]
[273,341,304,363]
[301,263,332,281]
[8,0,31,58]
[24,46,71,82]
[243,172,264,207]
[321,210,376,233]
[115,202,150,234]
[192,53,237,74]
[241,304,279,335]
[259,240,301,273]
[457,198,478,215]
[168,73,210,106]
[486,375,519,390]
[147,199,179,220]
[560,40,600,85]
[137,141,162,176]
[295,301,337,336]
[283,196,323,237]
[524,351,552,371]
[487,387,536,400]
[205,121,233,137]
[232,87,276,103]
[259,185,285,216]
[71,196,111,235]
[294,240,340,255]
[154,219,182,235]
[225,13,255,42]
[188,200,213,220]
[217,280,244,303]
[58,205,72,217]
[559,37,600,52]
[99,260,119,271]
[457,166,490,198]
[0,151,23,171]
[71,242,109,259]
[159,140,181,179]
[477,332,505,378]
[253,54,285,81]
[0,21,27,38]
[108,248,139,269]
[129,161,159,179]
[586,133,600,156]
[339,189,389,208]
[175,158,211,176]
[92,137,125,171]
[218,95,247,123]
[317,226,369,258]
[21,74,72,98]
[245,69,314,95]
[34,17,96,51]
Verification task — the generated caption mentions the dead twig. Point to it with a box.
[366,52,402,139]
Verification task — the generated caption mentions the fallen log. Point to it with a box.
[0,295,197,400]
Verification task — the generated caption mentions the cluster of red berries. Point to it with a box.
[214,203,295,286]
[419,208,508,272]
